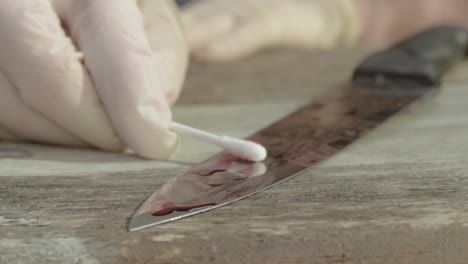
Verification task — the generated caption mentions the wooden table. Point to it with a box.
[1,49,468,264]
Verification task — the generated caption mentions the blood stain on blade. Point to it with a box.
[310,102,325,110]
[151,201,217,216]
[143,157,268,217]
[131,83,433,230]
[198,169,228,176]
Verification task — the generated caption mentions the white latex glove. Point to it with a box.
[181,0,360,62]
[0,0,188,159]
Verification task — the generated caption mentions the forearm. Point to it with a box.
[356,0,468,48]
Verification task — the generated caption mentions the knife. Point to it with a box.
[129,26,468,231]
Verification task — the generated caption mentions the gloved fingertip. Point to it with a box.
[133,128,181,160]
[113,97,181,160]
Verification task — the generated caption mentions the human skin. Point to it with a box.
[181,0,468,62]
[357,0,468,48]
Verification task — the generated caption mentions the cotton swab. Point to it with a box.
[170,122,267,162]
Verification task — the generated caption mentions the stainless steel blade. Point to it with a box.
[129,84,431,231]
[130,26,468,231]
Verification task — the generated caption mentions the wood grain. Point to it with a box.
[1,49,468,264]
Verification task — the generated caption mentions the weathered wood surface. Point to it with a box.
[1,49,468,264]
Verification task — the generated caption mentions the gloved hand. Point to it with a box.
[0,0,188,159]
[181,0,360,62]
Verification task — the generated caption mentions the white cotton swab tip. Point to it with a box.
[218,136,267,162]
[170,122,267,162]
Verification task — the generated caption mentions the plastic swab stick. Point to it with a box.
[171,122,267,162]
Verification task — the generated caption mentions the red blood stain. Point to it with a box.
[310,102,325,110]
[208,182,224,187]
[152,201,217,216]
[345,108,358,115]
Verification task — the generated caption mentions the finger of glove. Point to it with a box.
[0,0,123,151]
[193,19,277,62]
[0,68,84,146]
[138,0,189,104]
[65,0,179,159]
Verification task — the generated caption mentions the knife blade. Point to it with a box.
[129,26,468,231]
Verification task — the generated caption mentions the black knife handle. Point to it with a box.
[352,26,468,89]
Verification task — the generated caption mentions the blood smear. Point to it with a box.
[152,201,217,216]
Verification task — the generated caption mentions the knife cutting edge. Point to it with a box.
[129,26,468,231]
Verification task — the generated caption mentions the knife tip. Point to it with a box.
[128,204,220,231]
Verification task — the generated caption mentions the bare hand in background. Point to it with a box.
[181,0,468,62]
[0,0,188,159]
[181,0,360,62]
